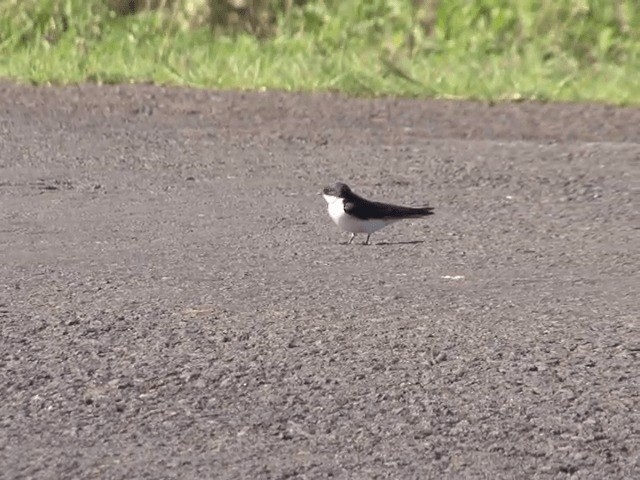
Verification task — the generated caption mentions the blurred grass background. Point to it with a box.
[0,0,638,103]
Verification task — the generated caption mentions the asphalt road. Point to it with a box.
[1,83,638,479]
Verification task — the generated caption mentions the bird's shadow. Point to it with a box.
[376,240,425,246]
[339,240,425,246]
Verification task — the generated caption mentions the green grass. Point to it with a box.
[1,0,639,104]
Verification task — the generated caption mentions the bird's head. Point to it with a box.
[322,182,352,198]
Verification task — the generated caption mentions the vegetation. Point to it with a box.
[0,0,638,104]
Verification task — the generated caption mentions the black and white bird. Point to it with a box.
[322,182,434,245]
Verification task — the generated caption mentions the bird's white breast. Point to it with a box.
[323,194,389,234]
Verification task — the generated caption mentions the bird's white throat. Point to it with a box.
[322,194,341,205]
[323,194,346,225]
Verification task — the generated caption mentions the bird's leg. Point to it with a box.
[364,234,371,245]
[347,233,356,245]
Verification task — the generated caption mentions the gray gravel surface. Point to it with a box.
[1,84,639,479]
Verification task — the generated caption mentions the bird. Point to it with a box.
[322,182,434,245]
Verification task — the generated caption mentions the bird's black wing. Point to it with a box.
[344,194,433,220]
